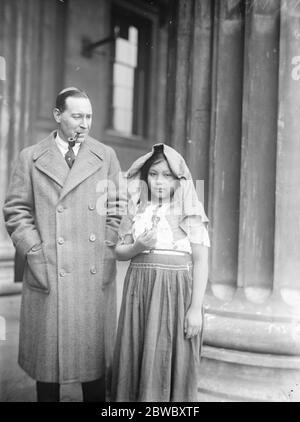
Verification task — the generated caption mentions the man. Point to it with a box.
[3,87,125,402]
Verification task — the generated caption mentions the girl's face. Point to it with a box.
[147,159,178,203]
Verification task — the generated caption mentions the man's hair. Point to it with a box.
[55,87,90,112]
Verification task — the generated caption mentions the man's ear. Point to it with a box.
[53,108,61,123]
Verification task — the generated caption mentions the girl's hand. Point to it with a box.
[133,229,157,254]
[184,306,203,339]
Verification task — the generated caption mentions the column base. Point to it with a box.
[199,284,300,401]
[203,285,300,355]
[198,345,300,402]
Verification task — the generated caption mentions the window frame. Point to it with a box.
[104,0,159,150]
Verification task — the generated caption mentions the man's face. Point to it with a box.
[53,96,93,143]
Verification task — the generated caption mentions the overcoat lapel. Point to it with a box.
[33,133,104,199]
[33,133,69,188]
[59,137,103,201]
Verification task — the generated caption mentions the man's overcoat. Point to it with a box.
[3,132,125,383]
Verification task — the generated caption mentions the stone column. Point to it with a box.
[238,0,279,295]
[0,0,40,291]
[275,0,300,304]
[208,0,244,300]
[186,0,213,207]
[166,0,194,156]
[200,0,300,402]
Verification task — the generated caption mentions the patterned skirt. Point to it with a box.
[110,252,203,402]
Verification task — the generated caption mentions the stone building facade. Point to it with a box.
[0,0,299,401]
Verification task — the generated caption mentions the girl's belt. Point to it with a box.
[141,249,190,256]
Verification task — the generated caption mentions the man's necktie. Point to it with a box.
[65,141,76,168]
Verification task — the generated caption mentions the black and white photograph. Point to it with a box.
[0,0,300,405]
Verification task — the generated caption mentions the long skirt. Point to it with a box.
[111,252,203,402]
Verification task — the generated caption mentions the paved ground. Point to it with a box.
[0,261,129,402]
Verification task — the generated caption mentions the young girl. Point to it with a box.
[111,143,210,402]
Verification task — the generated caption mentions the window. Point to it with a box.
[109,6,152,138]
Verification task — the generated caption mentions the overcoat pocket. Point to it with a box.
[25,245,50,294]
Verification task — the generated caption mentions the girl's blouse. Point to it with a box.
[118,201,210,253]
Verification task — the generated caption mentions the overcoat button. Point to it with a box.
[57,205,64,213]
[89,233,96,242]
[59,270,65,277]
[57,237,64,245]
[90,267,97,274]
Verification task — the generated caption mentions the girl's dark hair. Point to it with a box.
[140,152,164,183]
[138,146,178,204]
[140,145,177,183]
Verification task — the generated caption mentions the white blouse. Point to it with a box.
[119,201,210,253]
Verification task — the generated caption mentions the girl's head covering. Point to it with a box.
[127,143,190,180]
[124,143,209,225]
